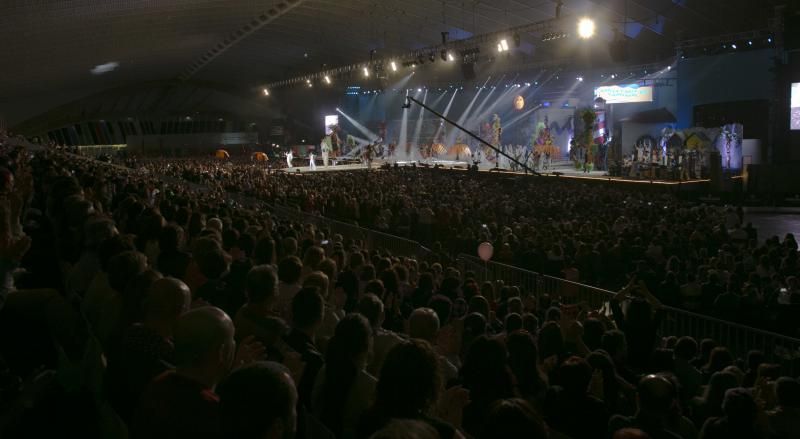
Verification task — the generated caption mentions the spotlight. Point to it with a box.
[417,88,422,92]
[324,75,331,84]
[448,52,454,61]
[390,61,397,71]
[262,88,269,96]
[768,37,772,43]
[611,74,616,79]
[748,40,753,46]
[498,39,509,52]
[363,66,369,77]
[578,18,596,39]
[577,76,583,81]
[731,43,737,49]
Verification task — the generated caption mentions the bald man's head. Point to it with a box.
[145,277,191,321]
[637,374,675,416]
[174,307,235,374]
[408,308,440,342]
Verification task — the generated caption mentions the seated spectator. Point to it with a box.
[277,256,303,318]
[157,224,191,280]
[480,398,548,439]
[766,377,800,439]
[701,347,734,381]
[284,286,325,409]
[698,388,765,439]
[506,331,548,410]
[690,371,738,428]
[313,313,375,439]
[132,306,236,438]
[108,277,191,421]
[218,361,298,439]
[545,356,609,439]
[358,293,403,377]
[608,375,683,439]
[357,339,457,439]
[673,337,702,404]
[408,307,458,383]
[234,265,288,356]
[368,419,439,439]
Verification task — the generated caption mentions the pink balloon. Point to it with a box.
[477,242,494,261]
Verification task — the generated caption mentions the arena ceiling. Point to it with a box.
[0,0,782,131]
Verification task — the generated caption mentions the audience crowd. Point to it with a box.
[0,139,798,439]
[139,157,800,337]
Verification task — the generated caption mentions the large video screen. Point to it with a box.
[594,84,653,104]
[791,83,800,130]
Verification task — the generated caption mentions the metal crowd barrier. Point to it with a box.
[269,204,433,261]
[457,253,800,375]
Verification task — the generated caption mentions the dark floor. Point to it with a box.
[746,213,800,243]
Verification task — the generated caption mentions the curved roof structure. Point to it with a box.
[0,0,781,130]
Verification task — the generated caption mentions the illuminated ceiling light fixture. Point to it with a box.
[363,66,370,77]
[390,61,397,71]
[577,18,596,39]
[324,75,331,84]
[448,52,455,61]
[497,39,510,52]
[262,88,269,96]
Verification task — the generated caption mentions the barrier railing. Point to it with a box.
[457,253,800,375]
[270,204,433,261]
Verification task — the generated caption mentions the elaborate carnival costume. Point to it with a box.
[285,150,293,168]
[721,127,738,170]
[491,114,502,167]
[320,136,332,167]
[533,120,557,171]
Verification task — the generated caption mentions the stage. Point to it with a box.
[280,158,711,187]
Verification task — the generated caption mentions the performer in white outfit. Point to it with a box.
[309,152,316,171]
[285,151,293,168]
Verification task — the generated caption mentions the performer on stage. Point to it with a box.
[309,152,316,171]
[320,136,331,167]
[364,143,375,169]
[285,150,293,168]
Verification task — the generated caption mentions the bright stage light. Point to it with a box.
[497,39,510,52]
[324,75,331,84]
[448,53,455,61]
[390,61,397,71]
[262,88,269,96]
[577,76,583,81]
[578,18,596,39]
[363,67,369,77]
[417,88,422,92]
[731,43,738,49]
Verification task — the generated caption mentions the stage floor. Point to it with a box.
[282,159,711,186]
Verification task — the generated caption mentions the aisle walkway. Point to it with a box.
[747,212,800,243]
